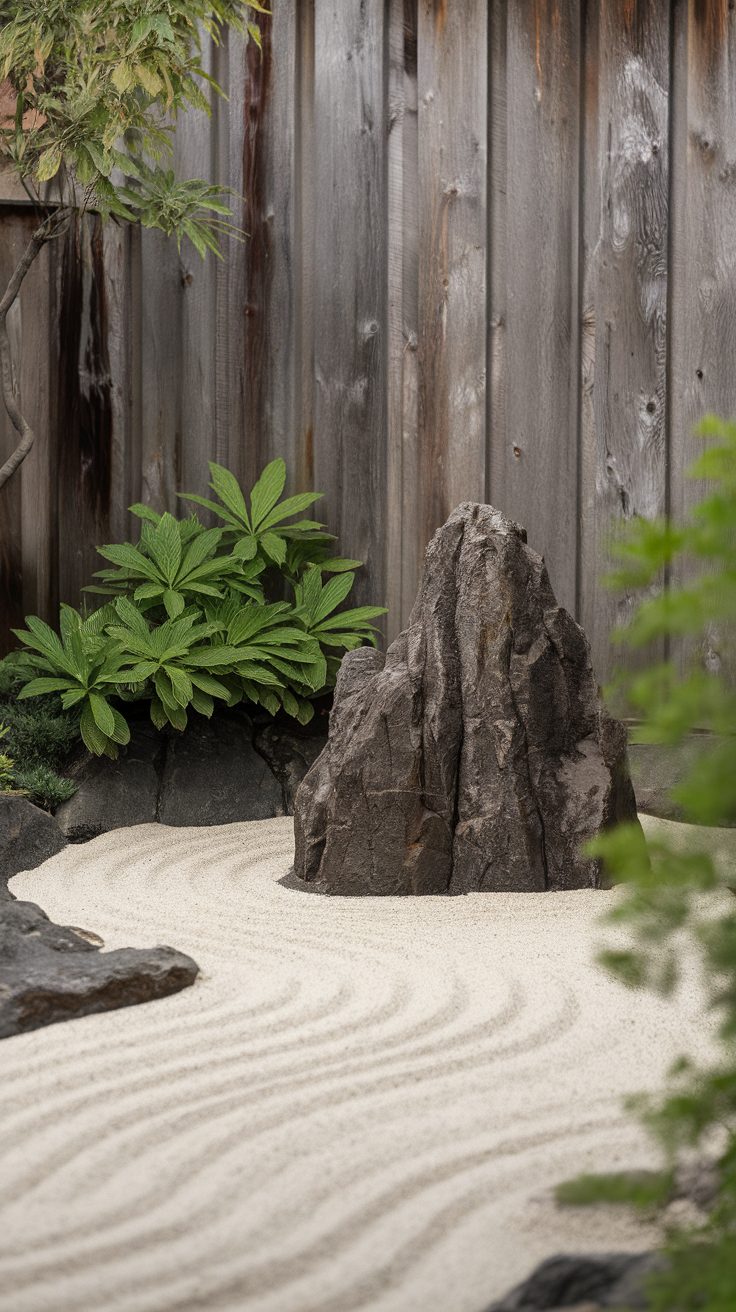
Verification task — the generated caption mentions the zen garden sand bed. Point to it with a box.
[1,815,733,1312]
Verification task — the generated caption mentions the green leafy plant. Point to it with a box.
[0,722,14,789]
[11,459,387,755]
[562,415,736,1310]
[0,0,266,490]
[179,459,362,578]
[0,664,80,808]
[13,606,130,757]
[12,762,77,811]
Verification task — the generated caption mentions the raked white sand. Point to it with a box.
[1,815,730,1312]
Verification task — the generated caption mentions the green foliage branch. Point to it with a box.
[575,415,736,1310]
[12,458,387,758]
[0,0,267,487]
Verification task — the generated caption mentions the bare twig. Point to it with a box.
[0,207,73,491]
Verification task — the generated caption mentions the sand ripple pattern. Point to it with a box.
[1,817,715,1312]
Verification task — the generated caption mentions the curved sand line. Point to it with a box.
[1,816,727,1312]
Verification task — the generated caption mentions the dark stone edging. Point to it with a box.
[0,796,197,1040]
[484,1251,666,1311]
[55,711,328,842]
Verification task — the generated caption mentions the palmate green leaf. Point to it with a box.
[150,513,182,582]
[17,677,76,698]
[150,696,168,730]
[190,687,214,717]
[258,491,323,531]
[259,531,287,565]
[232,535,258,560]
[163,588,185,619]
[89,692,116,736]
[250,458,286,529]
[320,558,364,574]
[80,703,117,758]
[179,527,222,577]
[96,542,158,579]
[314,605,387,630]
[209,462,249,526]
[115,596,150,637]
[166,665,193,706]
[129,503,161,525]
[13,617,75,676]
[189,671,231,699]
[312,572,355,622]
[177,492,240,527]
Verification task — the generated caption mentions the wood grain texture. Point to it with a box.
[579,0,670,679]
[2,1,735,678]
[138,228,181,513]
[0,212,45,647]
[312,0,388,609]
[489,0,581,616]
[417,0,487,550]
[55,216,115,610]
[386,0,420,640]
[19,234,55,626]
[238,5,302,490]
[175,39,217,499]
[669,0,736,678]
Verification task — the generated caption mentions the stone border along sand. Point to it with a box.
[1,814,733,1312]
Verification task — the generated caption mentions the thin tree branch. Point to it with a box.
[0,207,73,491]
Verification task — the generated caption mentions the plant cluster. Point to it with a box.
[0,0,265,237]
[12,459,386,758]
[0,657,79,809]
[0,0,267,491]
[566,416,736,1309]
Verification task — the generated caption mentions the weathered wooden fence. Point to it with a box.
[1,0,736,677]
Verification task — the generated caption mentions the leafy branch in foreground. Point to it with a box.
[563,415,736,1310]
[12,458,387,756]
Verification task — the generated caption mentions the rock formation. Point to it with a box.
[293,503,639,894]
[1,795,198,1039]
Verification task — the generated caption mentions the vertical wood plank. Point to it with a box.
[579,0,670,681]
[312,0,388,610]
[669,0,736,679]
[55,216,116,609]
[20,237,55,626]
[215,28,246,476]
[138,228,181,511]
[175,40,217,499]
[102,222,134,543]
[0,212,48,648]
[295,0,316,498]
[416,0,488,551]
[489,0,581,616]
[386,0,420,640]
[239,3,301,490]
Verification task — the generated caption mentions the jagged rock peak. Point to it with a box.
[294,502,639,895]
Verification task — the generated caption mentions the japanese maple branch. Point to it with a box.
[0,207,73,491]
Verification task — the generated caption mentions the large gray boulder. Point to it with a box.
[158,713,283,826]
[56,722,161,842]
[0,795,66,886]
[294,503,639,894]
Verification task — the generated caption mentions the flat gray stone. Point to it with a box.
[294,503,639,895]
[0,796,66,888]
[56,722,161,841]
[158,713,284,825]
[628,736,731,825]
[0,895,198,1039]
